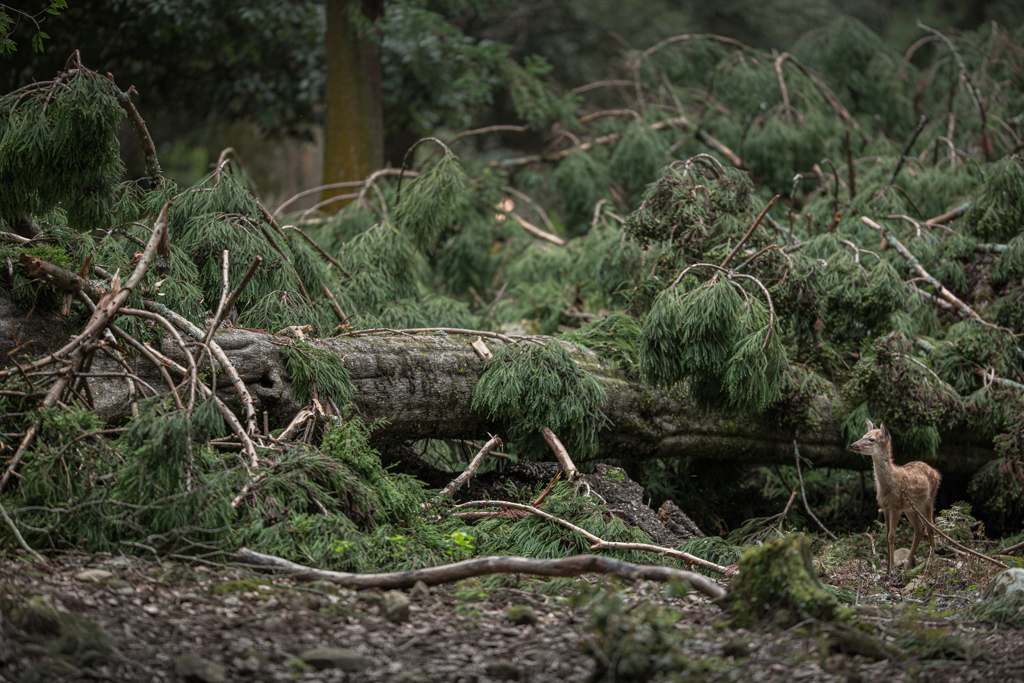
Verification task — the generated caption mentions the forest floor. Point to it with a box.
[1,469,1023,683]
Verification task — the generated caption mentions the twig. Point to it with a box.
[0,203,170,379]
[107,76,163,185]
[530,472,562,507]
[994,539,1024,557]
[719,195,782,270]
[116,308,192,411]
[540,427,578,479]
[917,22,991,161]
[0,206,169,485]
[452,500,730,575]
[902,495,1007,569]
[862,216,986,323]
[321,283,350,326]
[144,299,258,436]
[775,490,798,532]
[447,125,529,146]
[237,548,726,599]
[774,53,794,124]
[396,137,453,207]
[1,362,77,489]
[278,408,315,441]
[513,213,565,246]
[669,263,777,349]
[0,230,32,244]
[909,283,953,310]
[15,253,109,303]
[205,255,263,345]
[338,327,522,345]
[356,167,409,213]
[783,56,869,142]
[890,114,929,185]
[113,328,259,470]
[283,224,343,270]
[503,186,557,232]
[436,435,503,500]
[0,496,45,562]
[927,202,969,225]
[845,131,856,199]
[793,441,838,540]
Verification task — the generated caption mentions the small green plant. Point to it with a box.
[388,535,408,560]
[331,540,355,554]
[603,468,625,483]
[445,530,476,558]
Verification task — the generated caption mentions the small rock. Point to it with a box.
[383,590,410,623]
[175,654,227,683]
[74,569,113,583]
[356,590,384,607]
[105,578,132,591]
[103,556,132,568]
[308,580,339,595]
[485,660,519,681]
[983,567,1024,599]
[299,647,371,672]
[236,655,262,673]
[505,604,537,626]
[409,580,431,598]
[893,548,911,567]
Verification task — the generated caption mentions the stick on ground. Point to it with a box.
[236,548,726,600]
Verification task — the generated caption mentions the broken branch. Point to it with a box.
[236,548,726,600]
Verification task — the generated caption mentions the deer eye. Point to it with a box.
[869,437,875,443]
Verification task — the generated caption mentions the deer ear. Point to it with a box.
[865,418,875,431]
[879,423,890,441]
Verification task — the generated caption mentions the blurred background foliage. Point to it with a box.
[2,0,1022,191]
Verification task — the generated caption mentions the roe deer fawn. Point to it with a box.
[850,419,941,575]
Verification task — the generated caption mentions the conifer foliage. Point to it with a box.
[5,12,1024,567]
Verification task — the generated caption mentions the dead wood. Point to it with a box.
[235,548,727,599]
[0,299,997,475]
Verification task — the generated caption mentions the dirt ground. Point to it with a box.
[1,547,1023,683]
[2,466,1023,682]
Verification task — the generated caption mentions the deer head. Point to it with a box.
[850,418,890,458]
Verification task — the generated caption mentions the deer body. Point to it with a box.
[850,419,941,574]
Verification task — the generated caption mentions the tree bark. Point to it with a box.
[0,297,994,476]
[322,0,384,212]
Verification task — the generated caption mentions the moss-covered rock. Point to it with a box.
[723,534,852,628]
[0,584,117,669]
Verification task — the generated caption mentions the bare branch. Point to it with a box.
[236,548,726,599]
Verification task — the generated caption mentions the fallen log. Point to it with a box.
[0,296,995,474]
[236,548,728,600]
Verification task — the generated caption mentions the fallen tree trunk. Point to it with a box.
[0,297,994,475]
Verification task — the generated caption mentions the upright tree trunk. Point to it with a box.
[322,0,384,212]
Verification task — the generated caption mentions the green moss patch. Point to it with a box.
[724,534,852,628]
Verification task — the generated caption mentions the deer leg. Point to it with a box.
[886,510,897,575]
[926,503,937,559]
[907,510,924,569]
